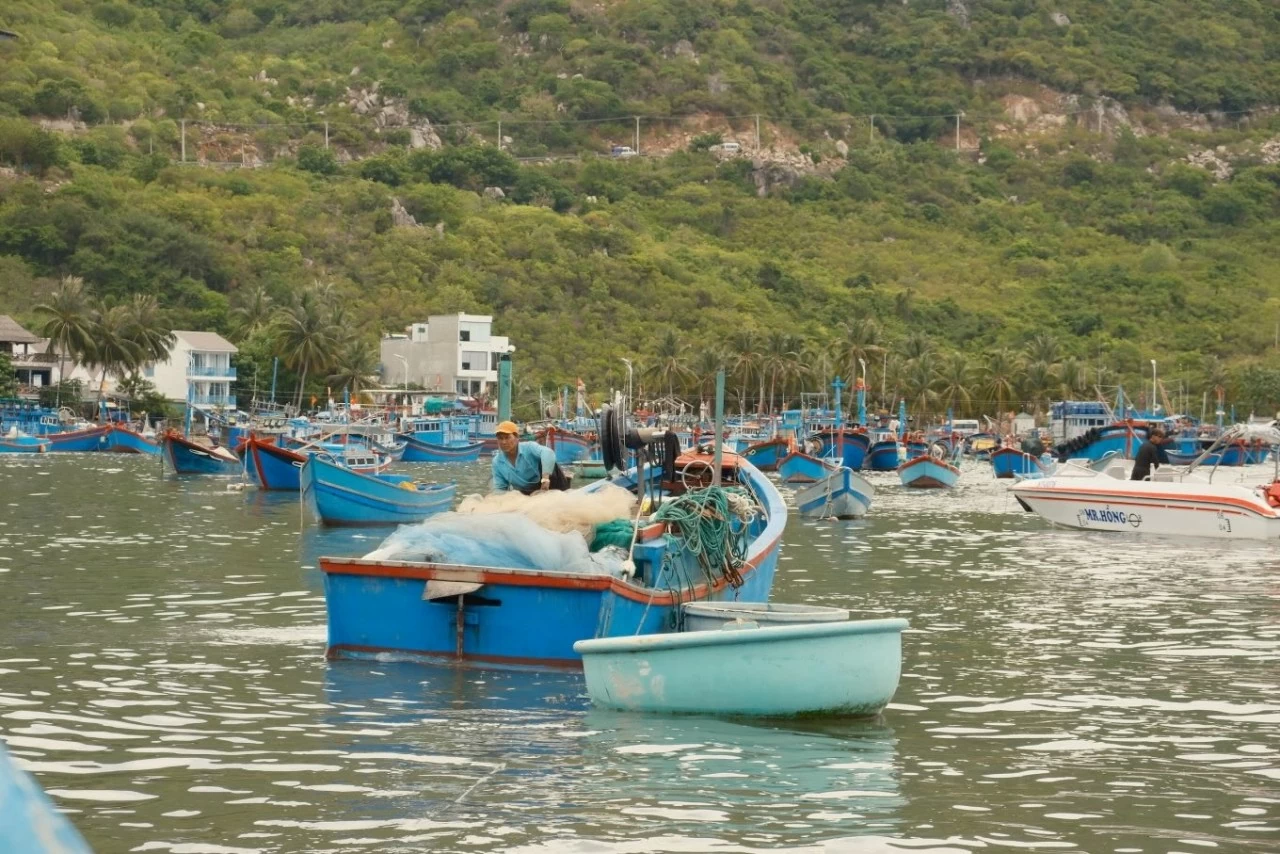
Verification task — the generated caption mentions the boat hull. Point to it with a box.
[575,618,907,717]
[243,439,307,490]
[320,456,786,667]
[0,436,48,453]
[742,438,788,471]
[810,429,869,470]
[104,425,160,455]
[776,451,832,484]
[162,433,242,475]
[793,467,874,519]
[898,456,960,489]
[45,423,112,452]
[301,455,456,526]
[401,436,484,463]
[1012,477,1280,539]
[990,447,1046,479]
[537,427,591,464]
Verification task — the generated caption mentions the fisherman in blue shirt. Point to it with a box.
[491,420,569,493]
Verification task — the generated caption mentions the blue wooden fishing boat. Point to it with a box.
[575,611,908,717]
[0,430,48,453]
[742,436,789,471]
[793,465,874,519]
[161,430,243,475]
[401,434,484,463]
[103,423,160,455]
[242,437,307,490]
[777,450,835,484]
[537,424,592,464]
[808,427,870,470]
[318,449,786,668]
[0,740,93,853]
[301,454,456,526]
[990,446,1049,479]
[898,453,960,489]
[866,437,929,472]
[44,423,112,452]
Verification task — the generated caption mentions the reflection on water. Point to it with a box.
[0,455,1277,852]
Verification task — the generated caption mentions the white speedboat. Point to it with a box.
[1011,426,1280,540]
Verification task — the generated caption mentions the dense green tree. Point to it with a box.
[33,276,94,385]
[273,289,338,408]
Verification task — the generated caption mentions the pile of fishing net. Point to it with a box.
[365,483,639,576]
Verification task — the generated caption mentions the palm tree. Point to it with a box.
[727,329,761,416]
[648,329,693,399]
[936,352,973,417]
[85,302,143,398]
[1025,333,1060,367]
[123,294,175,365]
[899,331,933,363]
[274,290,338,409]
[902,352,937,422]
[229,284,274,341]
[762,331,801,414]
[33,275,94,386]
[983,348,1020,427]
[327,338,380,397]
[690,346,726,406]
[1021,360,1058,419]
[1059,357,1087,398]
[838,318,884,391]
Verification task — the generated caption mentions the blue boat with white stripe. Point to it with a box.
[793,465,875,519]
[301,454,456,526]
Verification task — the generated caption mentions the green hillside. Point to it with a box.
[1,0,1280,418]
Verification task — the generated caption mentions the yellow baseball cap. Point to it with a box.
[496,420,519,435]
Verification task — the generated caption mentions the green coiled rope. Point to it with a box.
[651,486,756,589]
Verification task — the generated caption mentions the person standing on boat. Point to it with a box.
[492,420,570,493]
[1130,427,1167,481]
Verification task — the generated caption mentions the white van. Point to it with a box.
[711,140,742,154]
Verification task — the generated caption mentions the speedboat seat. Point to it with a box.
[1105,465,1126,480]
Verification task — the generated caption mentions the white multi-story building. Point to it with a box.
[380,314,512,398]
[144,331,238,408]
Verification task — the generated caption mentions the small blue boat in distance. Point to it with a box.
[575,606,908,717]
[898,453,961,489]
[301,454,456,526]
[793,465,875,519]
[103,423,160,455]
[777,450,835,484]
[0,429,49,453]
[990,445,1049,479]
[401,434,484,463]
[161,430,243,475]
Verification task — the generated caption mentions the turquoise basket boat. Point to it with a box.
[575,613,908,717]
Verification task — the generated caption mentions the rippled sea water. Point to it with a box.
[1,454,1277,853]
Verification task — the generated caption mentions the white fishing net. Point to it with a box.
[364,483,639,576]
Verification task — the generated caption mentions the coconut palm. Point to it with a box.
[838,318,884,390]
[902,352,938,422]
[327,338,380,397]
[33,275,94,385]
[899,331,934,363]
[1021,360,1058,418]
[84,302,144,398]
[123,294,175,365]
[1059,357,1087,398]
[274,290,338,409]
[762,331,802,414]
[229,284,274,341]
[690,346,726,406]
[727,329,762,416]
[983,348,1020,425]
[936,352,974,417]
[1025,333,1060,367]
[648,329,693,399]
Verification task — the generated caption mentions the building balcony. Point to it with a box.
[191,393,237,407]
[188,366,237,379]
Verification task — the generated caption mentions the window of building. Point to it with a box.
[461,360,471,370]
[460,330,470,342]
[144,365,155,378]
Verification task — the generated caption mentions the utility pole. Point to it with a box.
[324,121,329,149]
[754,114,760,151]
[497,120,501,150]
[955,114,960,151]
[634,116,640,155]
[869,115,874,145]
[180,119,186,162]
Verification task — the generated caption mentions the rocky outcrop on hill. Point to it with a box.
[346,85,442,149]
